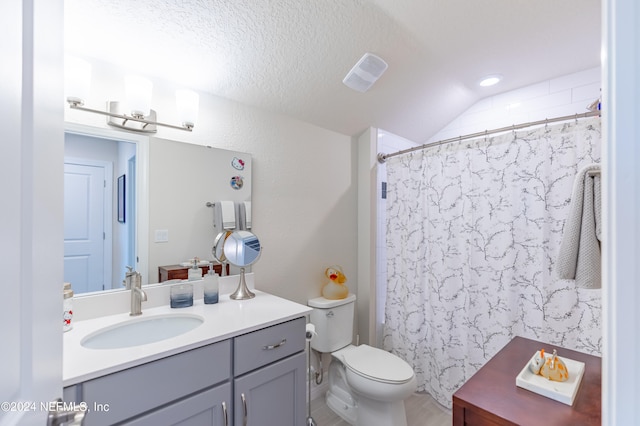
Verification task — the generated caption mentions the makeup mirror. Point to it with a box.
[213,230,262,300]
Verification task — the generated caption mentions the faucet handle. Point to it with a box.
[132,271,142,288]
[123,266,138,289]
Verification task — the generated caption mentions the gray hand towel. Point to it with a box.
[556,163,602,289]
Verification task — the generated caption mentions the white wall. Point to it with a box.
[147,138,252,280]
[375,130,419,346]
[64,59,358,306]
[357,128,378,345]
[427,67,600,143]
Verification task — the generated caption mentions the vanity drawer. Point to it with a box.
[82,339,231,426]
[234,317,305,376]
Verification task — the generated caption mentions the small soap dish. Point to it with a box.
[516,351,585,406]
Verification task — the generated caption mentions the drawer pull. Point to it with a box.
[222,401,228,426]
[241,393,248,426]
[262,338,287,350]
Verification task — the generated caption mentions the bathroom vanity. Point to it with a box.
[63,290,311,426]
[452,336,601,425]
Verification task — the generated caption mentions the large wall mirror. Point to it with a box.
[63,124,252,295]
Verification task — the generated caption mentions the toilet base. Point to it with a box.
[325,389,357,425]
[325,389,408,426]
[324,358,411,426]
[353,397,408,426]
[325,359,358,424]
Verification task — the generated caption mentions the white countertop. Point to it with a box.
[63,289,312,387]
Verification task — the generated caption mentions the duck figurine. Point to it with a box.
[529,349,569,382]
[529,349,546,375]
[321,265,349,300]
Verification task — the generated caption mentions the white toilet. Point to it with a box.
[308,294,416,426]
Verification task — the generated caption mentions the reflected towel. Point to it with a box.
[556,164,602,289]
[212,201,236,231]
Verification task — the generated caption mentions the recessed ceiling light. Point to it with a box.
[479,75,503,87]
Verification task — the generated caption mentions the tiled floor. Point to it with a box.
[308,391,452,426]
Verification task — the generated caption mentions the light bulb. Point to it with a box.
[65,56,92,105]
[124,75,153,117]
[176,89,200,129]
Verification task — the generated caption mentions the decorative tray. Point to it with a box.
[515,351,585,406]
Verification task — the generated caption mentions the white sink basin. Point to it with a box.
[81,314,204,350]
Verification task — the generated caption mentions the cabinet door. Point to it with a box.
[82,340,231,425]
[234,352,305,426]
[124,382,231,426]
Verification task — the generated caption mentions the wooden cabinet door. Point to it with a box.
[234,352,305,426]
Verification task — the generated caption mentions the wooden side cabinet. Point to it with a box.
[158,263,228,283]
[452,336,601,426]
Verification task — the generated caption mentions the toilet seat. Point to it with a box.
[340,345,414,384]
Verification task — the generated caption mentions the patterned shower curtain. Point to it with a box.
[383,118,602,408]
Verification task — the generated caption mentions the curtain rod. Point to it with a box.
[377,110,601,163]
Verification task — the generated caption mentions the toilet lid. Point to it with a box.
[341,345,414,384]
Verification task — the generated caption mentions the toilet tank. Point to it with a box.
[308,293,356,353]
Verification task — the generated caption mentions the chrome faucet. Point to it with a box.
[127,268,147,316]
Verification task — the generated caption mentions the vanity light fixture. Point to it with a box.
[65,58,199,133]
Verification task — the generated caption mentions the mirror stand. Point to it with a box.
[215,230,261,301]
[229,268,255,300]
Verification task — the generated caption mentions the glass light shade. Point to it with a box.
[65,57,92,104]
[124,75,153,117]
[176,89,200,128]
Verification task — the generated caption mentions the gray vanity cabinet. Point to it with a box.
[232,317,306,426]
[71,340,232,426]
[233,352,305,426]
[63,316,306,426]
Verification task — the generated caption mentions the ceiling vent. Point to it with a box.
[342,53,388,93]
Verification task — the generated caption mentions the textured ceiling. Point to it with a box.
[64,0,601,142]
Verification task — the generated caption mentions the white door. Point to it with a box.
[0,1,65,424]
[64,162,108,293]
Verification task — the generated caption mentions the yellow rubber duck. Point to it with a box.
[321,265,348,300]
